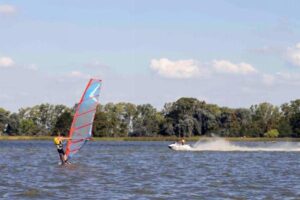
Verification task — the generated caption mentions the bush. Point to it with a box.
[264,129,279,138]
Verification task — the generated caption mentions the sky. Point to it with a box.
[1,0,300,112]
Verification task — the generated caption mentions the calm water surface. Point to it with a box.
[1,141,300,199]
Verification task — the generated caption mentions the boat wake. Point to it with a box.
[184,138,300,152]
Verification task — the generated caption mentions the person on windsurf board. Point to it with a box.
[54,134,71,165]
[53,79,102,164]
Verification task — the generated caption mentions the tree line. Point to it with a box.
[0,97,300,138]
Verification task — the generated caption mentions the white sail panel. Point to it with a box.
[66,79,102,158]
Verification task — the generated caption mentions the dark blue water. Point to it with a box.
[1,141,300,199]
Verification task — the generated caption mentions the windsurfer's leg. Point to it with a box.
[59,153,65,164]
[63,154,71,164]
[63,154,67,161]
[57,149,64,164]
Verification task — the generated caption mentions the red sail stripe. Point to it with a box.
[75,108,97,118]
[74,122,93,130]
[70,138,85,144]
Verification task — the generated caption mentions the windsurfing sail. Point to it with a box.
[65,79,102,159]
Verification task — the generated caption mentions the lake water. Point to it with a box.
[1,140,300,199]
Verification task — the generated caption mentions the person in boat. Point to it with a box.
[178,138,185,145]
[53,134,70,164]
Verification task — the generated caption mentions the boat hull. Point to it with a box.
[168,143,192,151]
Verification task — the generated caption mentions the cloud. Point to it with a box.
[0,57,15,68]
[24,64,38,71]
[262,74,275,86]
[213,60,257,75]
[259,72,300,87]
[150,58,200,79]
[0,93,12,101]
[286,43,300,67]
[85,60,109,69]
[276,72,300,85]
[0,67,89,112]
[67,70,91,79]
[251,45,283,55]
[1,59,300,113]
[150,58,258,78]
[0,4,16,15]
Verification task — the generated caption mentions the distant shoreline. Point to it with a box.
[1,136,300,142]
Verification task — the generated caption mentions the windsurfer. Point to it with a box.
[54,134,70,165]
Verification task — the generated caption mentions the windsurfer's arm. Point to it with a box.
[61,137,71,140]
[62,137,92,141]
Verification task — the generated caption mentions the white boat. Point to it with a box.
[168,143,192,151]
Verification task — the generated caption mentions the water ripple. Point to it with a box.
[1,141,300,199]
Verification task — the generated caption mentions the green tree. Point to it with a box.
[290,113,300,137]
[18,104,70,135]
[101,103,127,137]
[218,108,241,137]
[131,104,163,136]
[277,118,293,137]
[93,105,110,137]
[6,113,20,135]
[19,119,37,135]
[250,103,280,136]
[279,100,300,137]
[0,108,10,136]
[52,111,73,136]
[162,98,220,137]
[2,98,300,138]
